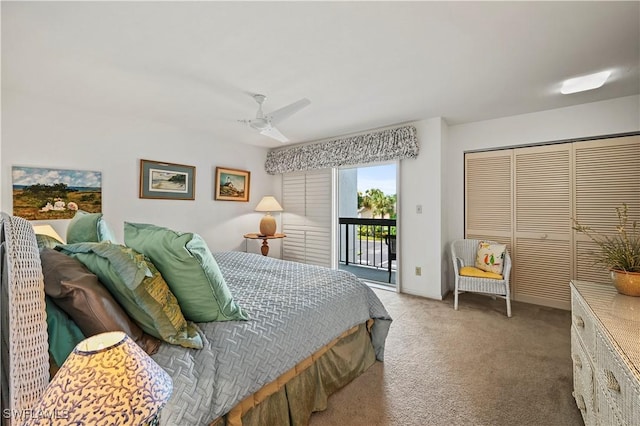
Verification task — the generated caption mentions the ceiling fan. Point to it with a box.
[239,94,311,143]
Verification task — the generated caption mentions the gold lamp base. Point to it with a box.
[259,214,277,236]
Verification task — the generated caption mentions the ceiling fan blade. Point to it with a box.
[260,126,289,143]
[267,98,311,125]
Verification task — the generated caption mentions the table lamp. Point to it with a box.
[255,196,283,236]
[23,331,172,426]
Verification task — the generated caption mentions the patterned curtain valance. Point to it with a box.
[264,125,419,174]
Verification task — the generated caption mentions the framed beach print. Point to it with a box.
[215,167,250,202]
[139,159,195,200]
[12,166,102,220]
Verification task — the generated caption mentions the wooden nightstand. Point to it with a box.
[243,233,286,256]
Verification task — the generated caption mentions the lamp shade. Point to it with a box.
[32,224,65,243]
[255,196,283,213]
[24,332,172,426]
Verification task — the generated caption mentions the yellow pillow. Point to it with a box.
[460,266,503,280]
[474,241,507,275]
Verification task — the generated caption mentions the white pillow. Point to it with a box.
[475,241,507,275]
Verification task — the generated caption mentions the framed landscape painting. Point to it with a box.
[12,166,102,220]
[215,167,250,202]
[139,159,195,200]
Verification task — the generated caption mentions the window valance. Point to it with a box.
[264,125,418,175]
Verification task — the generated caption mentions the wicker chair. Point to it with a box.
[0,213,50,417]
[450,239,512,317]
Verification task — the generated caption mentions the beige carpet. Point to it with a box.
[309,289,584,426]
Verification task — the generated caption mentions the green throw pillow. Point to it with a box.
[45,296,85,367]
[66,210,118,244]
[36,234,63,250]
[57,242,203,349]
[124,222,248,323]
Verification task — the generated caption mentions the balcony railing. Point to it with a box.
[338,217,396,283]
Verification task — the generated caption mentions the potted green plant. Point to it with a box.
[573,203,640,296]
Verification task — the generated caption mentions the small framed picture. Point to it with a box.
[139,159,195,200]
[215,167,250,202]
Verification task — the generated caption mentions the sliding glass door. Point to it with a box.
[337,162,398,288]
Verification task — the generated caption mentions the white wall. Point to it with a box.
[1,91,282,255]
[399,117,445,299]
[442,95,640,291]
[4,90,637,298]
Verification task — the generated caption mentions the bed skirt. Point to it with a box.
[209,319,377,426]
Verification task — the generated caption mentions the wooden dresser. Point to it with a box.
[570,281,640,426]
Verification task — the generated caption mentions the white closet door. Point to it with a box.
[574,136,640,284]
[465,134,639,310]
[282,169,333,267]
[514,144,572,309]
[464,150,514,280]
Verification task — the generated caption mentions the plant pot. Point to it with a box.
[611,270,640,297]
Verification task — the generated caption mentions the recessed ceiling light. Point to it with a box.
[561,71,611,94]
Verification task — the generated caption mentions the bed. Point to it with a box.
[0,213,391,425]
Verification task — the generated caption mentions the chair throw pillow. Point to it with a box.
[124,222,248,323]
[475,241,507,275]
[57,242,203,349]
[41,248,161,355]
[66,210,118,244]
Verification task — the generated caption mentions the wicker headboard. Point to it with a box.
[0,213,49,424]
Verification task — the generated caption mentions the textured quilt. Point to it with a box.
[152,251,392,425]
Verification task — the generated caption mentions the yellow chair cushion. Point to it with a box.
[460,266,503,280]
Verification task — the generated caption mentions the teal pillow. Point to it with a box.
[66,210,117,244]
[124,222,248,323]
[36,234,63,250]
[45,296,85,367]
[57,242,203,349]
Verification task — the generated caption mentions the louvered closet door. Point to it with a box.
[574,136,640,284]
[514,144,572,309]
[282,169,333,267]
[465,150,513,252]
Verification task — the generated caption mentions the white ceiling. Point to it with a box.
[2,1,639,148]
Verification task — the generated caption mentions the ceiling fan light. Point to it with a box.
[561,71,611,94]
[251,118,269,130]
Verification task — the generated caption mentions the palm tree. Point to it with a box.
[359,189,397,219]
[357,189,397,237]
[365,189,386,218]
[383,194,397,219]
[358,191,372,211]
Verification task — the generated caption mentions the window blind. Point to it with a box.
[282,169,333,267]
